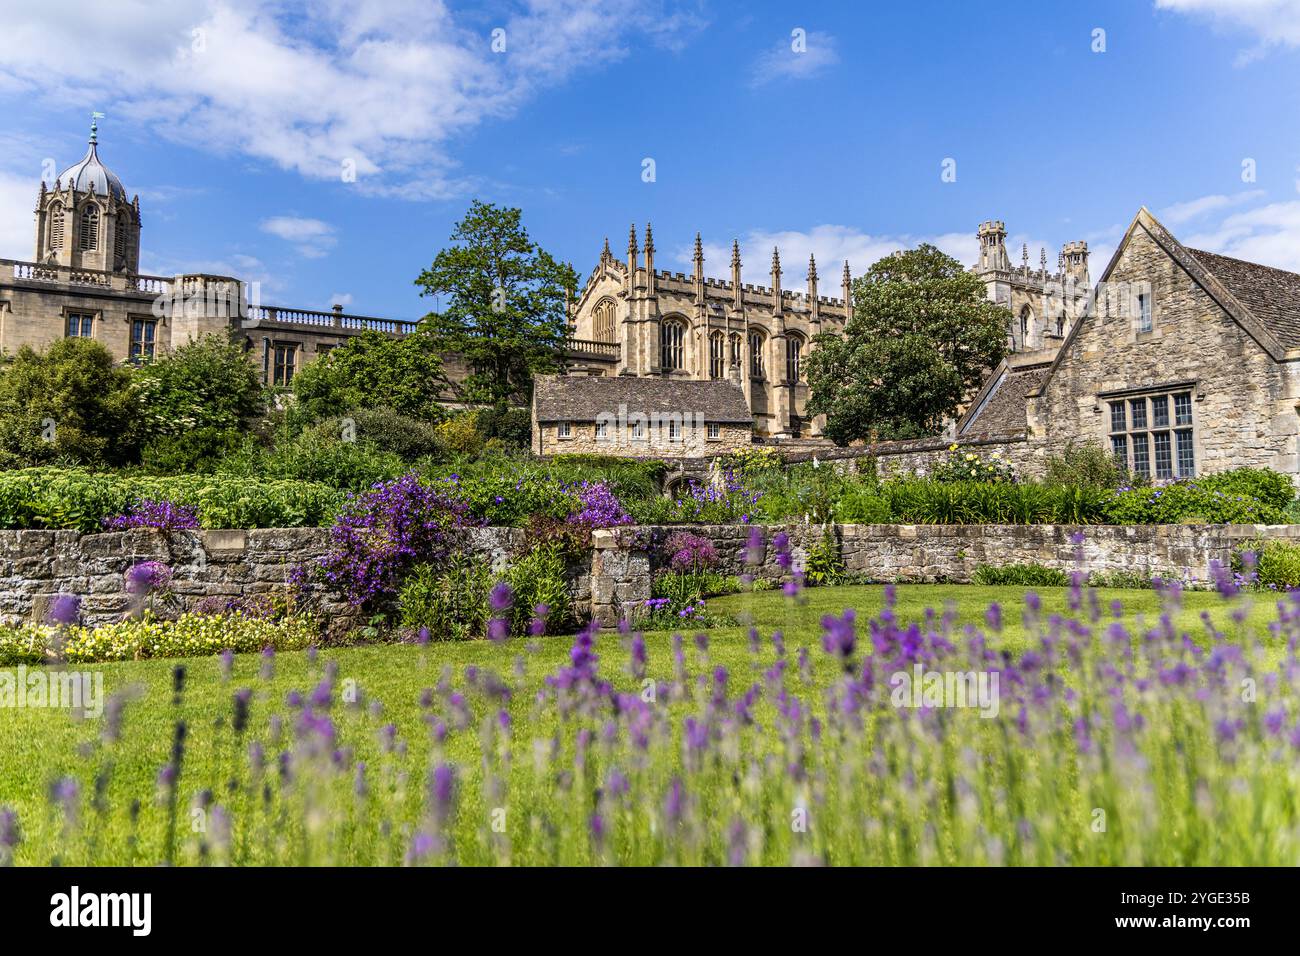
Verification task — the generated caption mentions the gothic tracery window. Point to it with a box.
[592,298,617,342]
[660,319,684,370]
[709,331,725,378]
[748,330,765,378]
[785,333,804,383]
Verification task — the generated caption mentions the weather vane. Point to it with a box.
[91,110,104,142]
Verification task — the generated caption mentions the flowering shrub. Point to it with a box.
[628,471,761,525]
[664,531,718,572]
[312,474,471,606]
[0,612,316,664]
[103,499,200,531]
[930,445,1016,483]
[567,480,632,528]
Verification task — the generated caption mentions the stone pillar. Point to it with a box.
[590,528,651,627]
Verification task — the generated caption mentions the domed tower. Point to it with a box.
[34,118,140,274]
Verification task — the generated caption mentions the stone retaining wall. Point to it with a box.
[2,522,1292,631]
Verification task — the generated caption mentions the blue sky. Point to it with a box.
[1,0,1298,320]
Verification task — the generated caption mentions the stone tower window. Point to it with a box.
[1018,306,1032,348]
[660,319,684,371]
[79,205,99,252]
[115,215,128,262]
[49,203,65,250]
[748,330,765,378]
[709,331,725,378]
[729,333,742,369]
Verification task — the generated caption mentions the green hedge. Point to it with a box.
[0,467,344,531]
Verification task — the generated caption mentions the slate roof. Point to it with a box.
[533,375,754,424]
[1188,248,1300,351]
[958,363,1047,436]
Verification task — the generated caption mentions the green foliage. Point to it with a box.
[475,405,532,448]
[804,532,847,587]
[1043,441,1129,489]
[1195,468,1295,512]
[0,467,342,531]
[54,612,317,663]
[929,445,1015,483]
[807,244,1010,443]
[505,544,574,636]
[397,556,494,641]
[342,407,444,462]
[882,479,1112,525]
[289,329,449,424]
[218,422,407,491]
[650,569,741,604]
[972,563,1070,587]
[433,412,486,457]
[140,426,246,474]
[1239,539,1300,590]
[415,200,579,407]
[0,338,142,466]
[1105,480,1286,525]
[134,334,266,439]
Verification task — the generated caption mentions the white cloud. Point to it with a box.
[0,169,37,260]
[0,1,707,198]
[1155,0,1300,61]
[1159,189,1267,225]
[328,292,354,309]
[751,30,839,87]
[1181,199,1300,271]
[260,216,337,258]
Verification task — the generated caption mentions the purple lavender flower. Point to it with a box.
[104,499,200,532]
[46,594,80,627]
[125,561,172,597]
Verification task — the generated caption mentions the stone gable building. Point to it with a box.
[958,207,1300,479]
[531,375,752,458]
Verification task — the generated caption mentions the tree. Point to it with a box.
[289,329,449,425]
[807,244,1010,443]
[0,338,142,466]
[414,200,579,407]
[134,333,266,436]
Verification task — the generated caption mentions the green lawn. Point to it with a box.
[0,582,1291,865]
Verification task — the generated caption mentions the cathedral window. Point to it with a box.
[660,319,684,371]
[748,331,765,378]
[729,333,742,369]
[49,203,65,250]
[709,331,725,378]
[592,298,617,342]
[1018,306,1032,348]
[785,334,804,383]
[115,215,128,262]
[79,205,100,252]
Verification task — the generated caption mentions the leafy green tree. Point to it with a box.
[134,333,266,436]
[807,244,1010,443]
[290,329,449,424]
[415,200,579,407]
[0,338,142,466]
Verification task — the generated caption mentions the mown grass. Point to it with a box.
[0,583,1289,865]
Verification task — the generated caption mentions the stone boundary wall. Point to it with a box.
[2,523,1293,631]
[0,527,592,631]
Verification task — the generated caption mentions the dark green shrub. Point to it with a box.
[342,407,443,462]
[1197,468,1295,512]
[1043,441,1129,489]
[1239,539,1300,590]
[475,406,532,448]
[505,544,574,635]
[804,531,847,587]
[0,338,142,466]
[135,334,266,439]
[1104,482,1284,525]
[141,426,246,474]
[397,555,493,641]
[972,563,1069,587]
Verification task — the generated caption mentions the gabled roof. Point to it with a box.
[1185,248,1300,350]
[1031,206,1300,397]
[957,360,1048,436]
[533,375,753,424]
